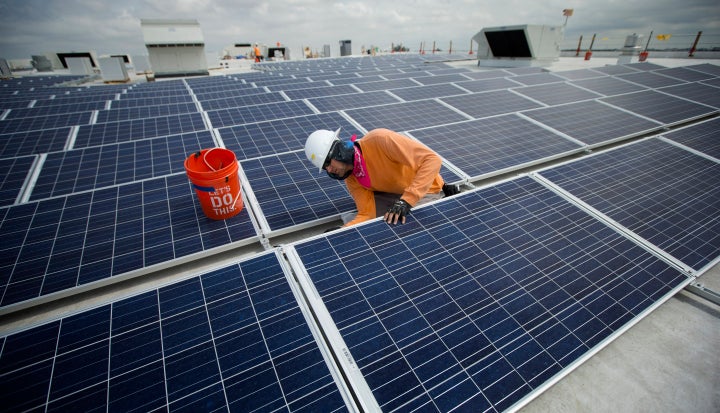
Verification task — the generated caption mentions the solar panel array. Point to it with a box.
[1,56,719,412]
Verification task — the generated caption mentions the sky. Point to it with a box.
[0,0,718,60]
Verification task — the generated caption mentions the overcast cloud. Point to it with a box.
[0,0,718,60]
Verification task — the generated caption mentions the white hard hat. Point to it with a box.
[305,128,340,172]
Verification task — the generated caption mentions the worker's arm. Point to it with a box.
[343,178,377,226]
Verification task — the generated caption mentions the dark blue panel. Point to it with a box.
[0,252,347,412]
[410,114,582,179]
[601,90,716,125]
[293,176,687,412]
[522,100,662,147]
[241,151,355,231]
[0,111,91,134]
[345,100,469,132]
[308,90,402,112]
[0,155,35,207]
[663,117,720,160]
[0,174,257,309]
[440,90,542,119]
[513,83,602,105]
[73,113,207,147]
[206,100,315,127]
[0,127,71,157]
[540,138,720,271]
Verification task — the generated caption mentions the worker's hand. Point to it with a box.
[442,183,460,197]
[385,199,411,225]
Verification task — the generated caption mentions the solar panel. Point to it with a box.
[217,112,364,161]
[344,100,470,132]
[510,72,566,86]
[73,113,208,147]
[0,112,92,134]
[95,103,200,123]
[411,73,472,85]
[198,92,287,111]
[110,94,195,108]
[206,100,315,128]
[654,66,716,82]
[4,101,107,119]
[521,100,663,147]
[409,114,583,180]
[240,151,356,235]
[454,77,523,93]
[387,84,468,101]
[308,91,402,112]
[513,83,602,106]
[0,173,258,309]
[440,90,542,119]
[658,82,720,109]
[662,117,720,160]
[615,71,687,88]
[569,76,647,96]
[353,78,421,92]
[29,131,216,200]
[553,69,607,81]
[0,251,350,412]
[460,70,512,80]
[286,175,689,412]
[539,138,720,272]
[0,155,35,207]
[601,90,716,126]
[283,85,358,100]
[591,65,640,76]
[686,63,720,76]
[0,127,71,157]
[329,75,387,86]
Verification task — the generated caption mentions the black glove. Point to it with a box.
[385,199,411,225]
[442,183,460,197]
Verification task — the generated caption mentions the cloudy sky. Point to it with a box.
[0,0,718,59]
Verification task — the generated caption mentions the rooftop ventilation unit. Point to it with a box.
[472,24,563,68]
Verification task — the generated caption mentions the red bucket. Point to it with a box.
[184,148,243,220]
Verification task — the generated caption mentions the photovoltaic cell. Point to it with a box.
[539,138,720,271]
[95,103,200,123]
[111,94,195,108]
[4,101,107,119]
[0,127,71,157]
[0,173,258,309]
[308,91,402,112]
[658,82,720,109]
[601,90,716,126]
[206,100,315,128]
[0,251,348,412]
[241,151,356,233]
[440,90,542,119]
[654,66,716,82]
[344,100,470,132]
[411,73,472,85]
[454,77,523,93]
[615,71,687,89]
[410,115,583,179]
[569,76,647,96]
[283,85,359,100]
[387,84,468,101]
[521,100,663,147]
[510,72,565,86]
[217,112,364,161]
[289,175,688,412]
[513,83,602,106]
[662,117,720,161]
[73,113,208,147]
[0,155,35,207]
[198,92,288,111]
[30,131,216,200]
[0,112,92,135]
[353,78,420,92]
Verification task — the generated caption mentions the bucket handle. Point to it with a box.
[200,148,223,172]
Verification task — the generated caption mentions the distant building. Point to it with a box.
[140,19,209,77]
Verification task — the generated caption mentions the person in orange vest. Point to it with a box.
[253,44,263,62]
[305,128,460,227]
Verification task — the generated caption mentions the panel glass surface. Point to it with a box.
[344,100,469,132]
[0,155,35,207]
[308,91,402,112]
[410,115,582,179]
[440,90,542,119]
[601,90,716,126]
[73,113,208,147]
[513,83,602,106]
[206,100,315,128]
[540,138,720,271]
[662,117,720,160]
[0,252,348,412]
[0,174,257,308]
[521,100,663,147]
[292,176,687,412]
[0,127,71,158]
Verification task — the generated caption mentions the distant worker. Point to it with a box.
[305,128,460,227]
[253,44,263,62]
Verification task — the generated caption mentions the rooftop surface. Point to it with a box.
[0,53,718,412]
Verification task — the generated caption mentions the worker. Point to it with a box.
[305,128,460,227]
[253,44,263,62]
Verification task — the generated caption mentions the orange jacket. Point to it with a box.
[254,46,261,56]
[344,128,444,226]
